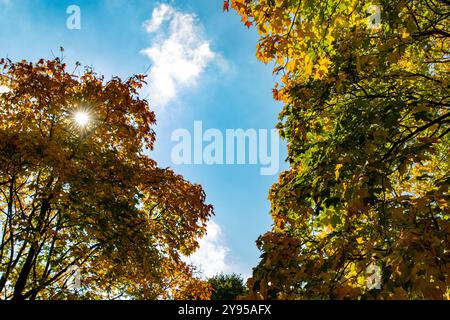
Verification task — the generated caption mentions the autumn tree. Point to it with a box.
[227,0,450,299]
[208,273,246,300]
[0,58,213,300]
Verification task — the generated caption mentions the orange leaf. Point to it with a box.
[223,1,229,12]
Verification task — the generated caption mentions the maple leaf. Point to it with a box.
[272,88,279,100]
[223,1,229,12]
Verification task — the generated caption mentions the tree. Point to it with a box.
[0,58,214,300]
[208,273,246,300]
[228,0,450,299]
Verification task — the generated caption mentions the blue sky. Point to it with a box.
[0,0,287,279]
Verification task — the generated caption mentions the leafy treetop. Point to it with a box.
[228,0,450,299]
[0,58,213,300]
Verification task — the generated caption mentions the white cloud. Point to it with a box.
[144,4,173,33]
[141,4,216,108]
[186,220,230,278]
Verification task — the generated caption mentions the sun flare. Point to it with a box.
[74,111,89,127]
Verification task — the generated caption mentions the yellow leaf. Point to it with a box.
[335,163,343,180]
[286,59,296,72]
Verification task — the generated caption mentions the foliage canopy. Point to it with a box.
[228,0,450,299]
[0,58,213,300]
[208,273,246,300]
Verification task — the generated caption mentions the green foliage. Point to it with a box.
[229,0,450,299]
[208,273,246,300]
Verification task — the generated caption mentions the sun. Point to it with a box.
[74,111,89,127]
